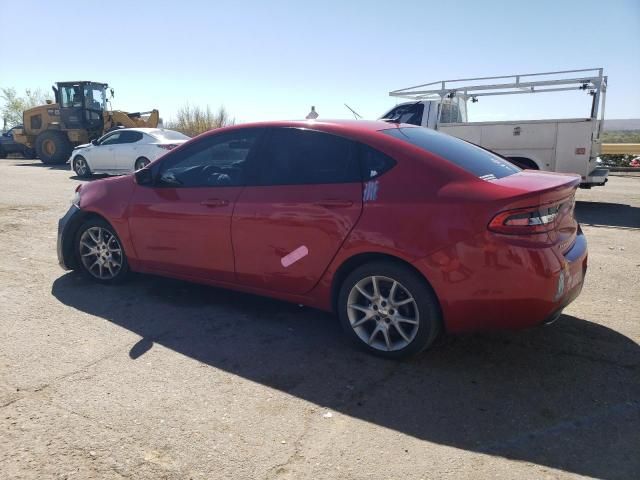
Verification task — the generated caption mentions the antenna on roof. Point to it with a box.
[344,104,363,120]
[305,106,319,120]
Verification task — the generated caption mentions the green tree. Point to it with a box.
[1,87,53,130]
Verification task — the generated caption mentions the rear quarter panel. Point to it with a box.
[308,141,489,311]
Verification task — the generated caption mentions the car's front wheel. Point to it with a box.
[75,219,129,283]
[338,261,441,358]
[73,156,92,178]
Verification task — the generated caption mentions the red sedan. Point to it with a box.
[57,120,587,358]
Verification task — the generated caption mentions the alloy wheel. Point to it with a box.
[75,157,88,176]
[79,227,123,280]
[346,275,419,352]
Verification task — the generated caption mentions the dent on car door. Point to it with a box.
[127,129,263,282]
[232,127,364,295]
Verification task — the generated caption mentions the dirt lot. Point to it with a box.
[0,159,638,480]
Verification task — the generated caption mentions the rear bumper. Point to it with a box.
[413,229,588,333]
[581,167,609,188]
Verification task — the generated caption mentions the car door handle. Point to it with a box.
[201,199,229,208]
[314,199,354,208]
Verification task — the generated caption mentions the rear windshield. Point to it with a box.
[382,127,519,180]
[151,129,190,141]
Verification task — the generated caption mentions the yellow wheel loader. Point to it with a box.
[13,81,159,164]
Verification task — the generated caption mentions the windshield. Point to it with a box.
[382,127,519,180]
[84,85,106,111]
[150,130,190,141]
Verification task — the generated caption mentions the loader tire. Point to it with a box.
[36,131,73,165]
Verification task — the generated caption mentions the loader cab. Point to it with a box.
[55,81,107,132]
[380,95,468,129]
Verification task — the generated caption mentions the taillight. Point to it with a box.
[157,144,178,150]
[489,203,562,235]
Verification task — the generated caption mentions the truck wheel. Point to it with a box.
[36,131,73,165]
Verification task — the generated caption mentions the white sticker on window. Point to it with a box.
[363,180,379,202]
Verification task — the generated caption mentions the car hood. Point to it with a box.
[73,143,91,151]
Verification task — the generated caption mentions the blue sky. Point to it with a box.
[1,0,638,124]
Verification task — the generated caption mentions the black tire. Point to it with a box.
[22,147,36,159]
[74,218,129,284]
[36,130,73,165]
[337,261,441,359]
[134,157,150,170]
[73,155,92,178]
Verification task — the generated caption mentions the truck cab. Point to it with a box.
[380,97,467,129]
[55,81,108,135]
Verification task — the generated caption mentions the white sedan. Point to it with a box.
[70,128,190,178]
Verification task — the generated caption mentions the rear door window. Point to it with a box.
[383,127,519,180]
[257,128,360,185]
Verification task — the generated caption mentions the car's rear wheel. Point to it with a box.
[73,155,91,178]
[134,157,150,170]
[75,219,129,283]
[338,261,441,358]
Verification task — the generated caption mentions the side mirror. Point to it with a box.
[134,167,153,186]
[91,139,99,146]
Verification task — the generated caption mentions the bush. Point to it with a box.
[600,130,640,167]
[165,104,234,137]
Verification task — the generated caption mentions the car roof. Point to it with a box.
[106,128,178,134]
[198,119,410,143]
[226,119,398,132]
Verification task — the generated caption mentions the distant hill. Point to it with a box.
[603,119,640,131]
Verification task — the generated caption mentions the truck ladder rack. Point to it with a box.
[389,68,606,101]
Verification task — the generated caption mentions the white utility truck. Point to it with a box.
[381,68,609,188]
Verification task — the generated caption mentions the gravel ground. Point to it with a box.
[0,159,638,480]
